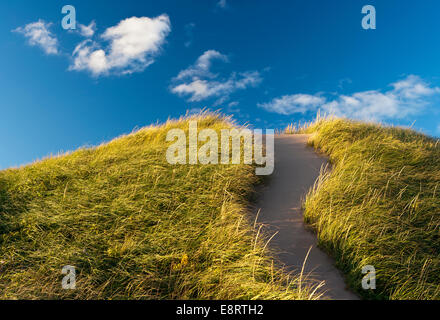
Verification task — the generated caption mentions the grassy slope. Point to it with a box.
[0,114,316,300]
[300,118,440,299]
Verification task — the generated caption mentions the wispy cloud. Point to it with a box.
[184,22,195,47]
[227,101,240,113]
[259,75,440,121]
[70,15,171,76]
[338,77,352,89]
[13,20,58,55]
[78,21,96,37]
[324,76,440,121]
[174,50,228,80]
[217,0,227,9]
[258,94,325,115]
[171,72,261,103]
[171,50,262,104]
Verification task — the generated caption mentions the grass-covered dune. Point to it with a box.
[0,114,315,300]
[298,118,440,300]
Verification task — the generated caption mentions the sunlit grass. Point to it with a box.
[0,112,320,300]
[287,116,440,299]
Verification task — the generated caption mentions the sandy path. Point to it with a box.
[254,134,358,300]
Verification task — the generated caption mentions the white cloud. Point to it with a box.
[78,21,96,37]
[258,94,326,115]
[259,75,440,121]
[175,50,228,80]
[171,50,262,103]
[390,75,438,99]
[70,15,171,76]
[323,76,440,121]
[13,20,58,55]
[172,71,261,103]
[71,40,107,75]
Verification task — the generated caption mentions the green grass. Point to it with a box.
[0,113,319,300]
[291,117,440,300]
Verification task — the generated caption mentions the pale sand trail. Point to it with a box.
[253,134,359,300]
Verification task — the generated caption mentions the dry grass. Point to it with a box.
[286,116,440,299]
[0,112,319,300]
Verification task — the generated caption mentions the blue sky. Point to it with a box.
[1,0,440,169]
